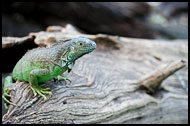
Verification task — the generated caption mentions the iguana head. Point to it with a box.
[66,36,96,61]
[51,36,96,70]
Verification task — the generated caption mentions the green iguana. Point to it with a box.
[2,36,96,109]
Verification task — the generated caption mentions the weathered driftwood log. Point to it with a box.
[2,27,188,124]
[139,60,186,94]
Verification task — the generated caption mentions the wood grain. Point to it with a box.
[2,34,188,124]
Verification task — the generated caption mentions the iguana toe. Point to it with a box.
[30,83,52,100]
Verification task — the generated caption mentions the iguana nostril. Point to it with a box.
[91,42,96,48]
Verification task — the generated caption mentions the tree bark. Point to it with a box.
[2,30,188,124]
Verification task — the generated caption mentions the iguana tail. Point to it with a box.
[3,76,14,93]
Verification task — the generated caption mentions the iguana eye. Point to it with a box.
[78,42,83,46]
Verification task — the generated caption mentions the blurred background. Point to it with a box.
[2,2,188,40]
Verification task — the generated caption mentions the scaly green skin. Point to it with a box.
[3,36,96,109]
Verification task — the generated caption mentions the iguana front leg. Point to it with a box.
[56,75,72,83]
[54,61,74,84]
[29,69,52,100]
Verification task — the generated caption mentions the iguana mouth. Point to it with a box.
[82,48,95,54]
[83,42,96,53]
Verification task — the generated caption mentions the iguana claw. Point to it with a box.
[30,83,52,101]
[2,92,17,110]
